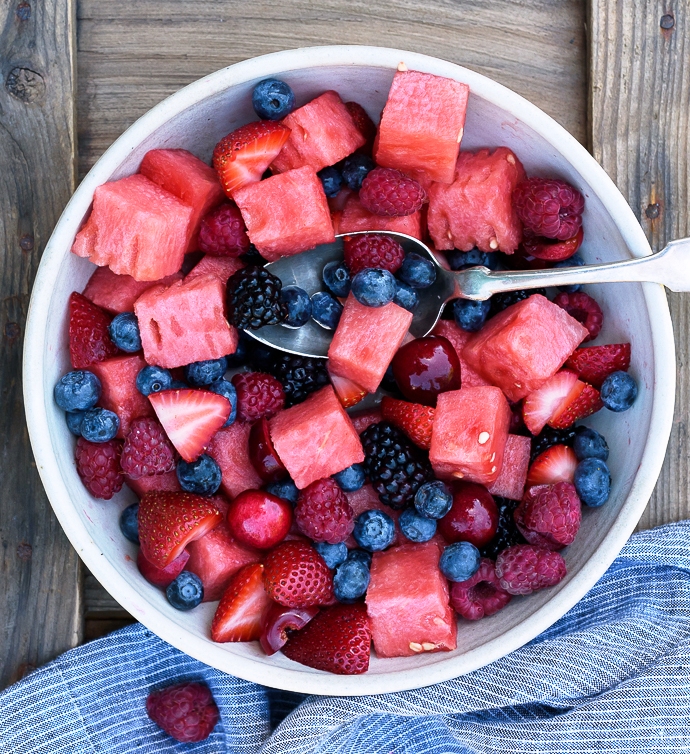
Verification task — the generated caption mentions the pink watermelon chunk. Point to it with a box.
[366,541,456,657]
[462,294,590,402]
[487,434,531,500]
[186,255,244,285]
[429,387,511,485]
[269,385,364,489]
[427,147,526,253]
[431,320,491,388]
[375,70,470,185]
[82,266,183,314]
[233,166,335,261]
[125,470,181,497]
[335,194,423,239]
[207,422,263,499]
[328,295,413,394]
[71,174,193,281]
[270,91,366,174]
[134,273,238,368]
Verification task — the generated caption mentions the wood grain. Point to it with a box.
[0,0,82,687]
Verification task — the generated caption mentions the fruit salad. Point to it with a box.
[55,66,639,675]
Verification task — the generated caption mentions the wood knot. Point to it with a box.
[5,322,20,342]
[16,542,32,561]
[645,203,661,219]
[19,233,34,251]
[16,2,31,20]
[660,14,675,30]
[6,67,45,103]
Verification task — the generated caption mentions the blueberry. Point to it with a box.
[54,370,101,411]
[446,248,496,271]
[439,542,481,582]
[184,357,227,387]
[252,78,295,120]
[311,291,343,329]
[399,507,437,543]
[553,253,585,292]
[452,298,491,332]
[264,478,299,505]
[314,541,349,570]
[341,154,375,191]
[393,280,419,312]
[166,571,204,610]
[207,379,237,427]
[398,253,437,289]
[573,426,609,461]
[80,407,120,442]
[65,410,86,436]
[333,463,366,492]
[347,549,373,568]
[108,312,141,352]
[574,458,611,507]
[318,166,343,197]
[226,331,252,367]
[353,509,396,552]
[333,558,370,602]
[136,365,173,396]
[119,502,140,544]
[322,261,351,298]
[281,286,312,328]
[351,268,396,307]
[600,371,638,412]
[177,454,222,496]
[414,481,453,519]
[169,380,188,389]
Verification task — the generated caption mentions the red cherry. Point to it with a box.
[137,548,190,588]
[248,417,288,482]
[391,336,461,407]
[438,481,498,548]
[259,601,319,655]
[226,490,293,550]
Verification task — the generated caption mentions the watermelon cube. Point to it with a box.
[429,387,511,485]
[233,167,335,261]
[90,354,154,438]
[82,266,183,314]
[125,470,181,497]
[270,91,366,174]
[487,434,531,500]
[269,385,364,489]
[462,294,590,402]
[206,422,263,499]
[186,255,244,285]
[139,148,225,250]
[431,320,491,388]
[427,147,526,253]
[328,295,413,394]
[375,70,470,185]
[366,541,456,657]
[71,174,193,281]
[134,273,238,369]
[336,194,423,239]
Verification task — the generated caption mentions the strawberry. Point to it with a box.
[149,389,231,462]
[526,444,578,486]
[69,291,119,369]
[210,563,271,643]
[329,371,367,408]
[262,540,334,608]
[380,395,435,449]
[565,343,631,387]
[213,121,291,197]
[549,382,603,429]
[282,603,371,675]
[521,370,578,435]
[138,491,223,568]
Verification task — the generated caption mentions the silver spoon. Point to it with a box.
[246,230,690,359]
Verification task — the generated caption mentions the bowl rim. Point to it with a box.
[23,44,676,695]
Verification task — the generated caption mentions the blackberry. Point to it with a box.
[480,498,527,560]
[360,422,433,510]
[268,353,330,407]
[490,288,547,316]
[531,426,577,462]
[227,266,287,329]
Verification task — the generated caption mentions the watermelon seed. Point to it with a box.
[478,432,490,445]
[409,642,423,652]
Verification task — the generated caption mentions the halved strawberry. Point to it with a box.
[380,395,435,449]
[522,371,579,435]
[213,121,291,197]
[69,291,119,369]
[565,343,631,387]
[149,389,231,462]
[526,445,578,486]
[329,371,366,408]
[138,491,223,568]
[210,563,272,643]
[549,381,603,429]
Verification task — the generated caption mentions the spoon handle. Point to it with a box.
[454,237,690,300]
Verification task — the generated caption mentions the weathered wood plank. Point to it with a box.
[0,0,81,687]
[590,0,690,530]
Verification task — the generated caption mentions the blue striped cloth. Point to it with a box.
[3,521,690,753]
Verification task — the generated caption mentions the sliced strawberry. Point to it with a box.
[522,370,579,435]
[329,371,367,408]
[549,381,603,429]
[526,445,578,486]
[380,395,435,450]
[69,291,119,369]
[149,389,231,462]
[213,121,291,197]
[210,563,272,643]
[565,343,631,387]
[138,491,223,568]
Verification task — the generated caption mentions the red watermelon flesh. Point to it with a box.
[427,147,526,253]
[375,70,469,185]
[430,387,511,485]
[125,470,181,497]
[186,255,244,285]
[431,320,491,388]
[270,90,366,174]
[349,407,383,435]
[366,541,456,658]
[335,194,423,239]
[462,294,589,403]
[487,434,531,501]
[328,295,413,394]
[269,385,364,489]
[71,174,193,281]
[206,422,263,499]
[233,166,335,261]
[82,266,183,314]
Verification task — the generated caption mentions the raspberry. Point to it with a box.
[231,372,285,422]
[263,540,334,607]
[198,203,250,256]
[295,478,355,544]
[495,544,567,596]
[343,234,405,275]
[75,437,124,500]
[120,417,176,480]
[515,482,581,550]
[449,558,512,620]
[359,167,427,217]
[553,291,603,342]
[146,682,219,743]
[513,177,585,240]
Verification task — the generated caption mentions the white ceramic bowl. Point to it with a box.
[24,45,676,696]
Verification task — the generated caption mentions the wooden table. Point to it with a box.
[1,0,687,689]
